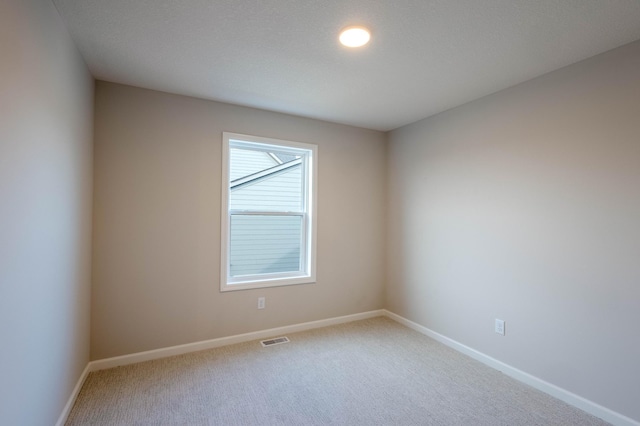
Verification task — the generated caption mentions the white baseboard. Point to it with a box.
[55,363,90,426]
[383,310,639,426]
[89,309,384,372]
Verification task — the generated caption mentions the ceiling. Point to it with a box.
[52,0,640,131]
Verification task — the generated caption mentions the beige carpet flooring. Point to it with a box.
[66,317,609,425]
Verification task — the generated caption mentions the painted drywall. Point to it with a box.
[0,0,93,424]
[92,82,387,359]
[387,40,640,421]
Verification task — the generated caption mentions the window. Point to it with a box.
[220,132,317,291]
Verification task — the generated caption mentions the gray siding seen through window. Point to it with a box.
[229,215,302,276]
[230,165,302,211]
[228,146,304,277]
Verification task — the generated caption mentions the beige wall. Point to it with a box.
[92,82,387,359]
[387,40,640,421]
[0,0,94,424]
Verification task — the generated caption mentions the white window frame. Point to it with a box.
[220,132,317,292]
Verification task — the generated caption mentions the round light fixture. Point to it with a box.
[339,26,371,48]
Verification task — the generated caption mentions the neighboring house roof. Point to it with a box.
[269,153,297,164]
[230,147,301,190]
[231,158,301,190]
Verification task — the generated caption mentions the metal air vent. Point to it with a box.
[260,337,290,347]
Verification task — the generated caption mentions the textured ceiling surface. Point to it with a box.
[53,0,640,131]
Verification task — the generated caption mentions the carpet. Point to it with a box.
[66,317,609,425]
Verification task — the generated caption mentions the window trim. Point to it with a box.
[220,132,317,292]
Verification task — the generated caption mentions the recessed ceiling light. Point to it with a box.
[339,26,371,48]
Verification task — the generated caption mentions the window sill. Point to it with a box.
[220,275,316,292]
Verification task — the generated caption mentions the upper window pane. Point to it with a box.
[229,147,303,212]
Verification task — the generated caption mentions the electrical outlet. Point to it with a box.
[495,319,505,336]
[258,297,265,310]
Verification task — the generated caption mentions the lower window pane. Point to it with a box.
[229,215,302,277]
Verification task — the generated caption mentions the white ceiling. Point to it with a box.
[52,0,640,131]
